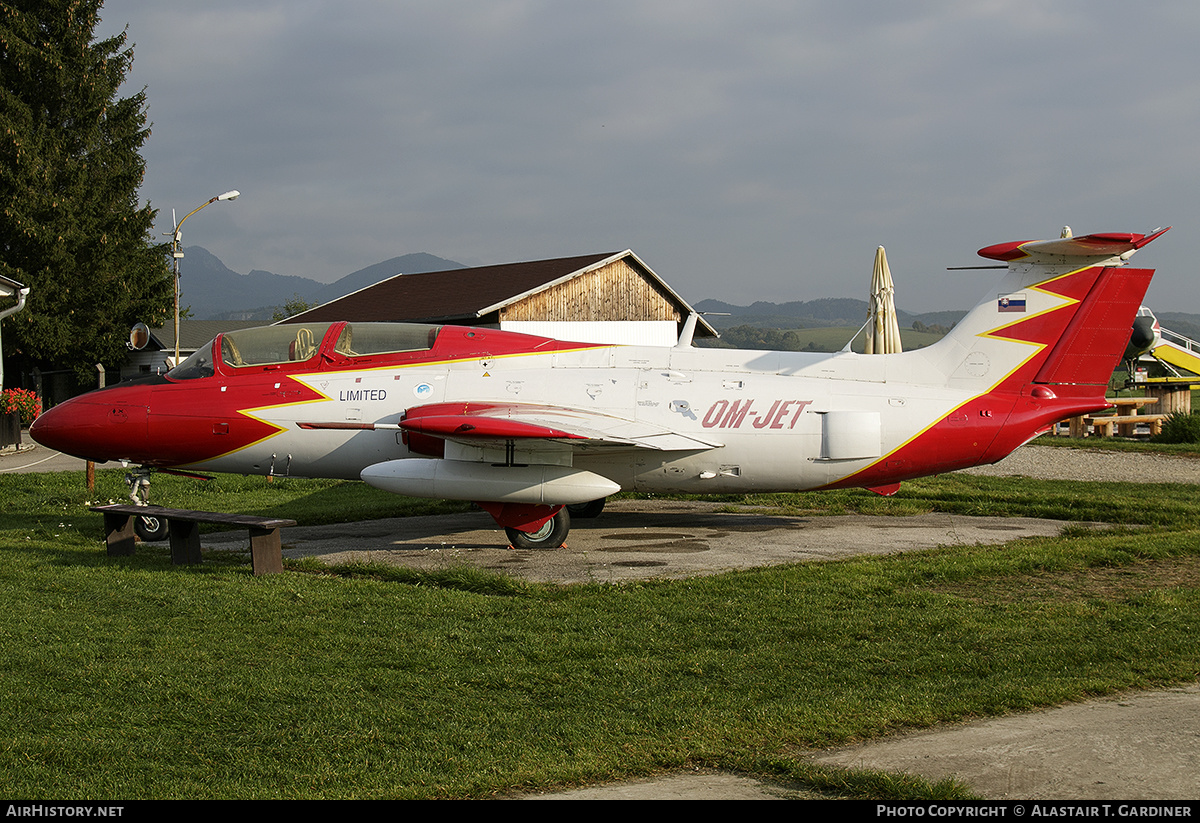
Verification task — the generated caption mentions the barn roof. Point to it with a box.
[280,250,716,337]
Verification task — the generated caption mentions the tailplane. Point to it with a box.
[828,227,1168,489]
[924,227,1169,398]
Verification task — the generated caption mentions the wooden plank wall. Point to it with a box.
[501,260,681,323]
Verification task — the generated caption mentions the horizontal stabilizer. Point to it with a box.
[978,228,1170,262]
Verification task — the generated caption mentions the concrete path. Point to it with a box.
[201,499,1073,584]
[529,682,1200,799]
[809,682,1200,800]
[0,443,86,474]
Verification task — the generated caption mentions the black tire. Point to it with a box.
[566,498,606,519]
[135,515,168,542]
[505,508,570,550]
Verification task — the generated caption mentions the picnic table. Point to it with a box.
[1067,397,1167,438]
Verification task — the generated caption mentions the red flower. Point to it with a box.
[2,388,41,426]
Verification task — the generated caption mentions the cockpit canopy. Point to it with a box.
[167,322,443,380]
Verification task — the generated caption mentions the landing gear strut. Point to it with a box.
[125,467,168,542]
[567,497,606,519]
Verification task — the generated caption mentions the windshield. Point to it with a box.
[167,341,216,380]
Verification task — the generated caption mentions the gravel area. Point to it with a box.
[960,442,1200,484]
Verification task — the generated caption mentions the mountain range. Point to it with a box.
[176,247,464,322]
[692,298,965,331]
[176,247,1200,343]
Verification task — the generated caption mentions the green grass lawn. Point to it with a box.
[1,461,1198,799]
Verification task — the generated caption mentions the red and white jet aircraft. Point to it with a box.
[31,228,1169,548]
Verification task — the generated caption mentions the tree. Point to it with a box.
[0,0,172,388]
[271,293,319,322]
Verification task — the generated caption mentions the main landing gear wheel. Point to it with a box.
[135,515,168,542]
[505,508,570,550]
[566,498,606,519]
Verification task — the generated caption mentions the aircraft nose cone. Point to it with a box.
[30,387,150,462]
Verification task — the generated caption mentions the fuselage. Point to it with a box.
[27,229,1167,547]
[29,318,1092,496]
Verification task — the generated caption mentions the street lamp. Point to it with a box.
[167,190,240,364]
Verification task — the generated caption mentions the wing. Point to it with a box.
[396,402,722,453]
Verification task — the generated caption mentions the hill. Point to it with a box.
[310,253,466,306]
[1156,312,1200,344]
[178,248,463,321]
[693,297,967,331]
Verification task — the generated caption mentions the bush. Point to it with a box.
[1153,410,1200,443]
[1,388,41,427]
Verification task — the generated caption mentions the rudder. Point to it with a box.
[1033,266,1155,386]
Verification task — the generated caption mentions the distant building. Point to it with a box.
[280,251,716,346]
[122,320,261,382]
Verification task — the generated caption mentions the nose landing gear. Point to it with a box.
[124,467,168,542]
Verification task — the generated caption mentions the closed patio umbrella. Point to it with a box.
[865,245,902,354]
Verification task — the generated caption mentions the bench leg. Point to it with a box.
[102,512,137,557]
[248,527,283,575]
[168,520,203,565]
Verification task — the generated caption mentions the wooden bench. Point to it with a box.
[89,504,296,575]
[1064,397,1161,438]
[1083,413,1169,437]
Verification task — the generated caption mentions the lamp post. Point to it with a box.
[168,190,240,364]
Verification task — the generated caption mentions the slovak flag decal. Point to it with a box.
[998,293,1026,312]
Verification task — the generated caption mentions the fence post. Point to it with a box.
[86,365,107,491]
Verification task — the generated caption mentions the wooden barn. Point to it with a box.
[281,251,716,346]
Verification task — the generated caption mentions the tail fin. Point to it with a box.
[926,227,1169,398]
[820,228,1168,490]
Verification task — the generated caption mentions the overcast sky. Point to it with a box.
[94,1,1200,314]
